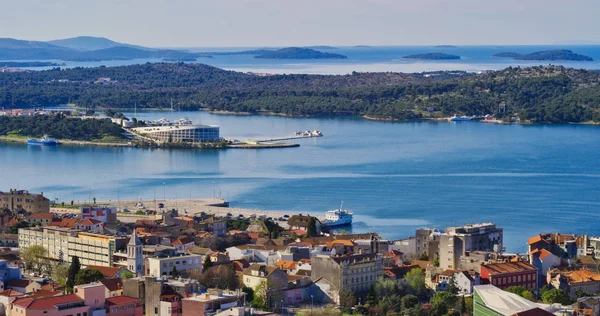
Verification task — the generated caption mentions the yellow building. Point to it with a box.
[18,227,127,266]
[0,189,49,213]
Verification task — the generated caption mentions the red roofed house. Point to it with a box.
[480,261,538,292]
[105,296,143,316]
[76,219,103,233]
[171,237,196,252]
[10,283,105,316]
[26,213,55,226]
[530,248,561,284]
[86,265,130,279]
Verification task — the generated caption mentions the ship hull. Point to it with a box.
[322,217,353,227]
[27,140,58,146]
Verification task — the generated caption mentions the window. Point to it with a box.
[112,308,118,312]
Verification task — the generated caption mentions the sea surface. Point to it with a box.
[2,110,600,253]
[6,45,600,74]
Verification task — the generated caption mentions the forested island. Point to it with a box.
[2,63,600,123]
[492,50,593,61]
[255,48,347,59]
[0,61,65,68]
[402,53,461,60]
[0,114,125,141]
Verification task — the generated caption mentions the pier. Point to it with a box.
[246,130,323,144]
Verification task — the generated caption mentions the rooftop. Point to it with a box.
[12,294,83,309]
[105,296,140,306]
[474,284,550,316]
[482,262,537,275]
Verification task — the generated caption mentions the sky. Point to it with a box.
[1,0,599,47]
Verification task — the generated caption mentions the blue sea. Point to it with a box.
[9,45,600,74]
[2,110,600,253]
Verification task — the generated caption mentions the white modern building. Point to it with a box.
[146,254,202,277]
[132,118,219,143]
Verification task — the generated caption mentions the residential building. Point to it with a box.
[479,261,538,291]
[287,214,321,234]
[439,223,503,270]
[105,296,143,316]
[0,189,49,213]
[10,283,106,316]
[530,248,562,284]
[197,217,227,237]
[86,265,131,279]
[171,237,195,253]
[311,253,384,304]
[0,288,23,316]
[390,237,417,259]
[6,279,41,294]
[80,205,117,224]
[100,278,123,298]
[548,268,600,299]
[132,124,220,143]
[26,213,55,226]
[473,284,554,316]
[0,260,21,284]
[181,289,245,316]
[76,219,104,233]
[242,265,288,308]
[454,270,480,295]
[0,234,18,248]
[18,226,127,266]
[146,254,202,277]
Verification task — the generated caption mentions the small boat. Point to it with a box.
[449,114,472,121]
[27,135,58,145]
[322,202,353,227]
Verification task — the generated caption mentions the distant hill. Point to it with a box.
[48,36,149,51]
[0,38,61,49]
[493,52,523,58]
[515,50,593,61]
[255,47,347,59]
[0,37,201,62]
[211,49,275,56]
[305,45,337,50]
[402,53,461,60]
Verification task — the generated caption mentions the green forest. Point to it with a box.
[1,62,600,123]
[0,114,125,141]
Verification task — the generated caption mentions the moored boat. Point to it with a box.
[322,202,353,227]
[27,135,58,145]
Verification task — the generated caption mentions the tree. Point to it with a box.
[21,245,46,274]
[52,264,69,285]
[202,255,213,271]
[417,254,429,261]
[338,289,357,309]
[521,290,536,301]
[197,266,239,290]
[505,286,526,295]
[251,281,268,310]
[433,258,440,267]
[541,288,570,304]
[242,286,254,303]
[307,216,318,237]
[66,256,81,293]
[121,270,135,279]
[430,292,458,316]
[74,268,105,285]
[171,266,179,278]
[401,294,419,310]
[405,268,426,297]
[447,275,459,294]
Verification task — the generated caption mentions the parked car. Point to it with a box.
[122,209,130,213]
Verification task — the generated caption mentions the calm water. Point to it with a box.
[2,111,600,252]
[8,45,600,74]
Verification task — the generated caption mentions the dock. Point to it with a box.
[246,130,323,144]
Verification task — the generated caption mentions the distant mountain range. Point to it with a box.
[255,47,347,59]
[0,36,199,62]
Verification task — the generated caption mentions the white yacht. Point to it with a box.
[322,202,353,227]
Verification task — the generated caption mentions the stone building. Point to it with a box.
[0,189,49,213]
[439,223,503,270]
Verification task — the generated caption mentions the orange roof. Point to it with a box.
[29,289,62,299]
[40,283,64,291]
[7,218,18,226]
[537,249,554,260]
[528,235,544,245]
[299,259,311,264]
[275,260,297,270]
[78,218,102,225]
[289,229,307,236]
[325,240,355,247]
[247,232,260,240]
[196,232,213,239]
[560,269,600,284]
[49,218,77,228]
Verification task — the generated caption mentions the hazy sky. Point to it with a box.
[1,0,598,47]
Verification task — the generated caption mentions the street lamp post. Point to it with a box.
[311,295,314,315]
[281,300,284,316]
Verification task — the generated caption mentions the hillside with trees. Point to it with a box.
[2,63,600,123]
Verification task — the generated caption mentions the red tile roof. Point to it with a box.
[29,289,63,299]
[12,294,83,309]
[527,235,545,245]
[172,236,195,246]
[99,278,123,292]
[49,218,77,228]
[7,279,33,288]
[27,213,54,220]
[482,262,537,275]
[105,296,140,306]
[78,218,102,225]
[87,265,124,278]
[0,289,23,297]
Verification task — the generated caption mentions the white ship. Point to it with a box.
[322,202,353,227]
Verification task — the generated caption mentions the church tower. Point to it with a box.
[127,229,143,275]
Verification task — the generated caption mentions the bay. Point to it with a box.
[2,110,600,253]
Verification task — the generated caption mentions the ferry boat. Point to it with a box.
[449,114,473,121]
[27,135,58,146]
[322,202,353,227]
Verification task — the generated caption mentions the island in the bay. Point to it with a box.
[2,63,600,124]
[255,47,347,59]
[434,45,457,48]
[492,49,593,61]
[402,52,461,60]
